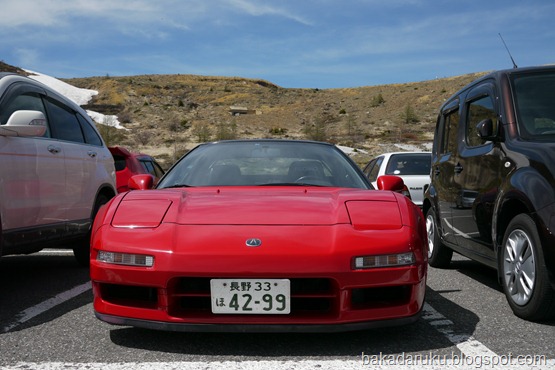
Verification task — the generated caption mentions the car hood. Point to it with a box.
[109,187,404,228]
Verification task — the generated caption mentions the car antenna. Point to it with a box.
[498,33,518,68]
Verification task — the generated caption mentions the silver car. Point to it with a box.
[0,73,117,266]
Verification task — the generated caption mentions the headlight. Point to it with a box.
[352,252,415,269]
[97,251,154,267]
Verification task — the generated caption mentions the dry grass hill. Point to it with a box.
[1,60,487,168]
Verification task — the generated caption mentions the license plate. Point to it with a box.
[210,279,290,314]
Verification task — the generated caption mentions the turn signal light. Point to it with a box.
[353,252,415,269]
[97,251,154,267]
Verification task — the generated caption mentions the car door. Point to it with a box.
[431,99,460,246]
[0,83,67,233]
[44,97,100,225]
[451,82,502,264]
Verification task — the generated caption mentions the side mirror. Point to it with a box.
[476,118,497,140]
[0,110,47,137]
[128,174,155,190]
[376,175,412,200]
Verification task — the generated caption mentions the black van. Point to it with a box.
[423,65,555,321]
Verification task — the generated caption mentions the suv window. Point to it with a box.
[112,155,127,171]
[0,92,50,137]
[140,159,165,178]
[77,113,103,146]
[466,95,495,147]
[46,98,85,143]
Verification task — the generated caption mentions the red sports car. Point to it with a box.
[90,140,427,332]
[109,146,165,193]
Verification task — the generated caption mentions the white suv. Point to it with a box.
[0,73,116,265]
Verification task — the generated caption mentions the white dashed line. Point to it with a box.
[422,303,498,357]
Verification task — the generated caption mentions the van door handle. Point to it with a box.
[87,150,97,158]
[47,145,61,154]
[454,163,463,174]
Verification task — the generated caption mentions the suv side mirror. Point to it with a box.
[476,118,498,141]
[0,110,47,137]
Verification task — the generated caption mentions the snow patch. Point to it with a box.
[25,69,126,130]
[337,145,368,156]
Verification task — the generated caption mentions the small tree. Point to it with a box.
[344,116,363,145]
[402,103,419,124]
[134,130,152,146]
[215,121,237,140]
[304,117,327,141]
[193,123,212,143]
[370,93,385,107]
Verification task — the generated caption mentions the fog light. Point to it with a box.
[97,251,154,267]
[353,252,415,269]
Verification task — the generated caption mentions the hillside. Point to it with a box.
[1,61,486,168]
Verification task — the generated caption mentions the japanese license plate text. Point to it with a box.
[210,279,290,314]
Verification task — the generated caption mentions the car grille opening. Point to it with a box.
[167,277,337,318]
[99,283,158,309]
[351,285,411,309]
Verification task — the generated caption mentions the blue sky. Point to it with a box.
[1,0,554,88]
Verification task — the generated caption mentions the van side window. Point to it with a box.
[443,109,460,155]
[466,96,495,147]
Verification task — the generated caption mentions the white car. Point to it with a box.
[363,152,431,206]
[0,73,117,265]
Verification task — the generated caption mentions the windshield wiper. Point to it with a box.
[159,184,193,189]
[257,182,324,187]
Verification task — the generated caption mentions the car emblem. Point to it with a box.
[246,238,262,247]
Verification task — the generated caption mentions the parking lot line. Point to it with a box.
[0,281,90,333]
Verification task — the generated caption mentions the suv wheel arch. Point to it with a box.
[72,187,115,266]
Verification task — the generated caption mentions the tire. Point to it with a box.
[500,214,555,321]
[426,207,453,268]
[73,194,109,267]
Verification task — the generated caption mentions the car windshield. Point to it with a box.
[385,153,431,176]
[157,140,370,189]
[512,70,555,141]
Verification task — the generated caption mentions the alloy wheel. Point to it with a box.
[503,228,536,306]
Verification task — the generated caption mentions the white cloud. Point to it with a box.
[227,0,313,26]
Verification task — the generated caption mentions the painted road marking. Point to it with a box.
[2,289,553,369]
[0,282,90,333]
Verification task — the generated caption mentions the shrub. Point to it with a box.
[401,103,419,124]
[370,93,385,107]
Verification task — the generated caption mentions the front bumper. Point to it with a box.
[91,223,427,332]
[95,308,423,333]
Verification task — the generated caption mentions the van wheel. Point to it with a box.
[500,214,555,321]
[73,194,109,267]
[426,207,453,268]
